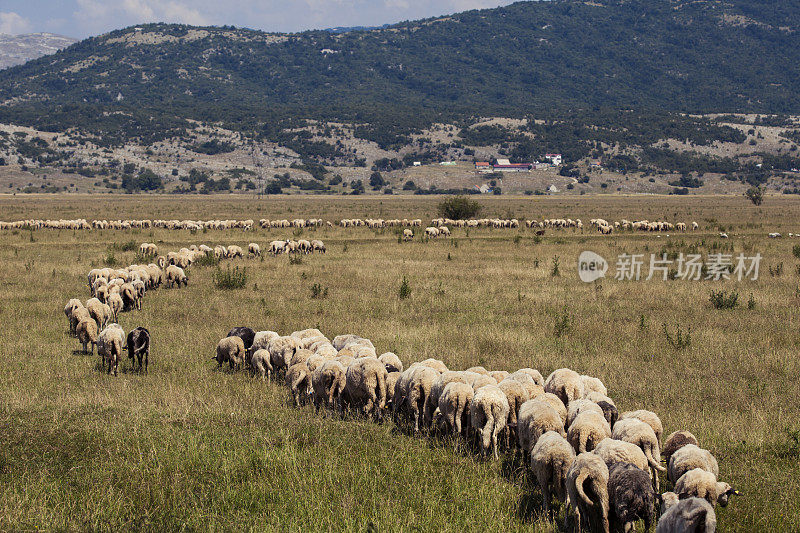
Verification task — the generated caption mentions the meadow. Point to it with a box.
[0,194,798,531]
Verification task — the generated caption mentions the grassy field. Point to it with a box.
[0,194,798,531]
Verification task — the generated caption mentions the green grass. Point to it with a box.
[0,194,799,531]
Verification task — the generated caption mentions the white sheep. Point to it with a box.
[667,444,719,484]
[437,381,474,443]
[517,399,565,460]
[98,323,125,376]
[76,318,98,354]
[592,438,651,481]
[530,431,576,516]
[580,375,607,397]
[312,360,346,414]
[107,292,123,323]
[268,335,301,376]
[566,398,605,428]
[674,468,738,508]
[64,299,84,334]
[566,411,611,453]
[286,362,313,407]
[545,368,585,405]
[566,452,610,533]
[251,330,280,353]
[165,265,187,288]
[612,418,666,486]
[344,357,388,421]
[248,243,261,257]
[214,336,246,371]
[424,371,469,427]
[539,392,568,426]
[378,352,403,373]
[470,385,510,459]
[620,409,663,443]
[249,349,273,382]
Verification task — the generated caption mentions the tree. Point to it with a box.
[265,182,283,194]
[369,171,385,190]
[437,196,482,220]
[745,185,763,205]
[403,180,417,190]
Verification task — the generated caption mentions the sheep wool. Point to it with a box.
[530,431,576,516]
[655,497,716,533]
[470,385,510,459]
[566,452,610,533]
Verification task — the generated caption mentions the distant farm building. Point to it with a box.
[493,162,533,172]
[545,153,562,165]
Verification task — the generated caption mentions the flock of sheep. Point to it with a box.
[63,236,330,374]
[2,217,704,237]
[56,230,738,532]
[213,327,737,532]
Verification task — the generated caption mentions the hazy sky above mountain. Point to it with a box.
[0,0,517,38]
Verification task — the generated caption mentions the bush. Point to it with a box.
[213,266,248,289]
[310,283,328,299]
[663,323,691,349]
[117,240,137,252]
[745,185,764,205]
[553,307,572,337]
[437,196,482,220]
[195,254,220,267]
[709,290,739,309]
[398,276,411,299]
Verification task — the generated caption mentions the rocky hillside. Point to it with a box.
[0,33,76,69]
[0,0,799,142]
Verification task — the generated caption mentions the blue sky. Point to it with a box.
[0,0,517,38]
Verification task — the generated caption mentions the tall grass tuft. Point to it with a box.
[398,276,411,300]
[709,290,739,309]
[663,323,691,349]
[213,266,248,289]
[195,253,220,267]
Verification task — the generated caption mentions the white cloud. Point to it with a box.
[0,11,33,35]
[160,3,210,26]
[72,0,209,32]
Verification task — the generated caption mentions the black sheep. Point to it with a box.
[126,326,150,373]
[227,327,256,352]
[608,462,656,532]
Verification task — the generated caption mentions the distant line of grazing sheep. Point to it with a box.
[2,217,703,237]
[212,328,737,532]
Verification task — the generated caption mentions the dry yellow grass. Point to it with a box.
[0,194,798,531]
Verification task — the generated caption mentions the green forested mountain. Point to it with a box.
[0,0,798,142]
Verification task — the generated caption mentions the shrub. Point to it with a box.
[289,254,303,265]
[213,266,248,289]
[118,240,137,252]
[551,256,560,277]
[553,307,572,337]
[310,283,328,299]
[663,323,691,349]
[195,254,220,267]
[437,196,482,220]
[709,290,739,309]
[793,244,800,259]
[398,276,411,300]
